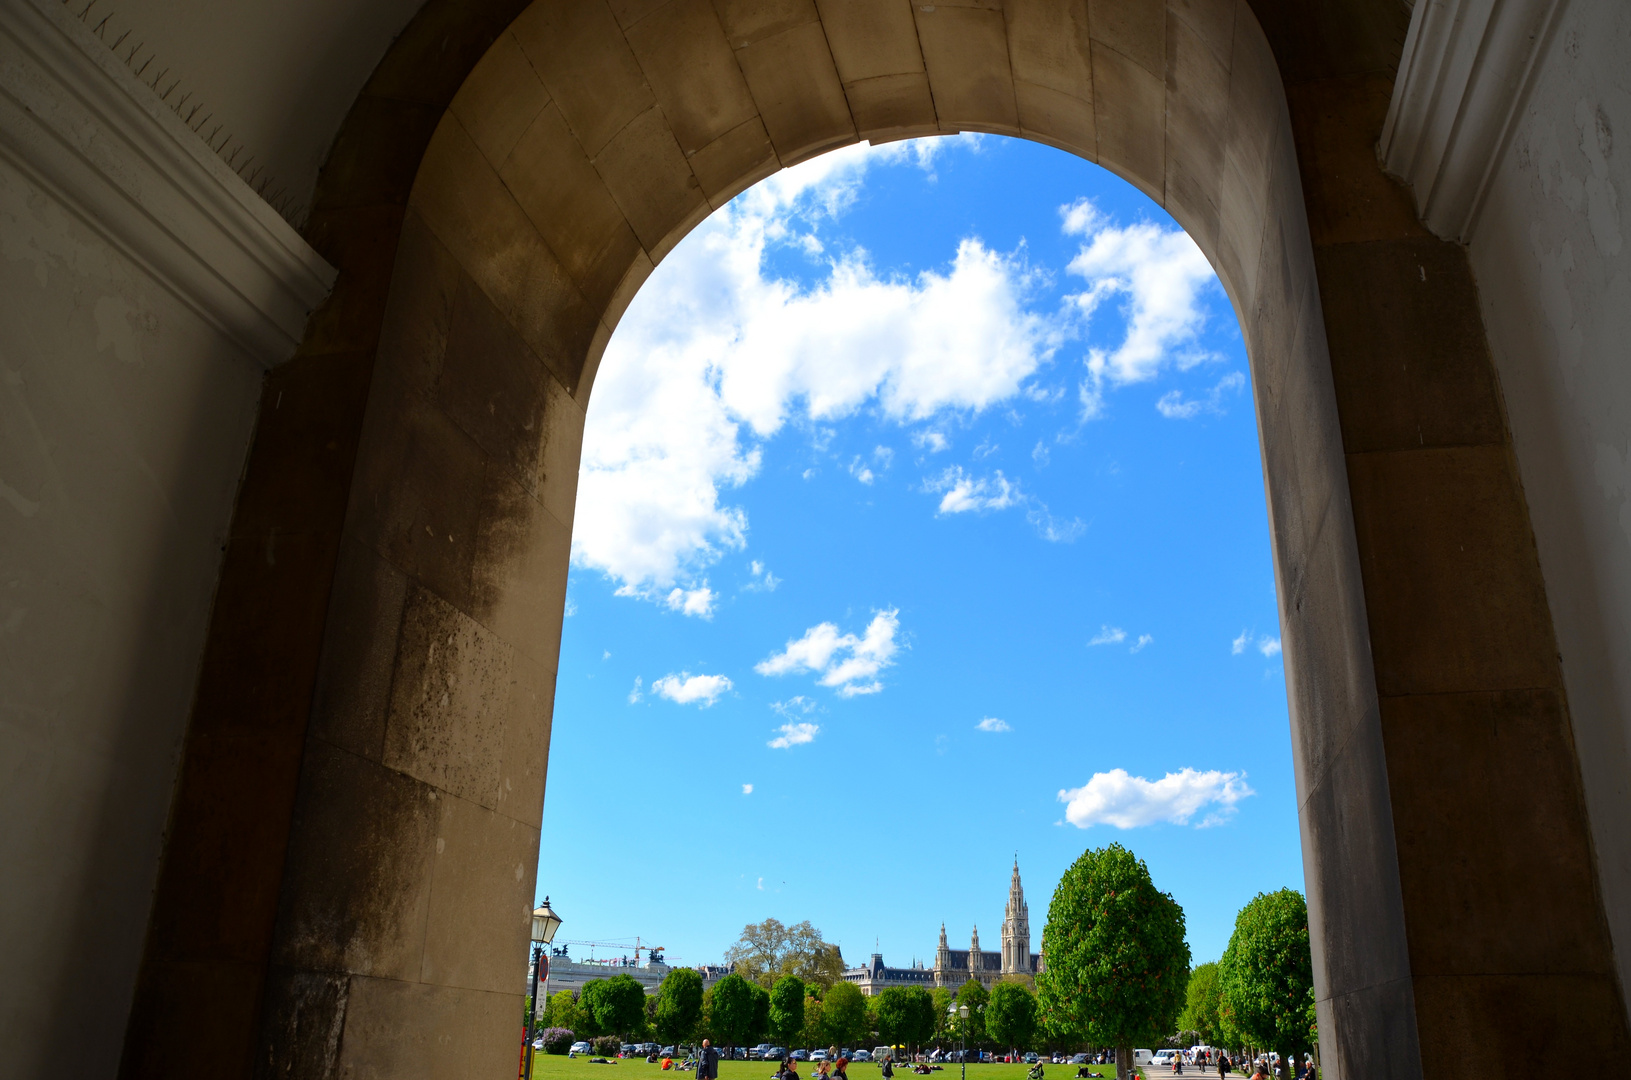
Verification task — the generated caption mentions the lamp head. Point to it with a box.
[531,897,563,945]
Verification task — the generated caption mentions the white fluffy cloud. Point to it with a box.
[756,609,901,696]
[651,672,734,707]
[1232,629,1281,657]
[1059,768,1255,828]
[1088,625,1127,646]
[1259,636,1282,657]
[742,783,754,795]
[574,140,1056,609]
[976,717,1012,732]
[768,722,820,748]
[928,466,1022,513]
[1061,199,1220,418]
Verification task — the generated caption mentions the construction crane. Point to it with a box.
[556,936,668,964]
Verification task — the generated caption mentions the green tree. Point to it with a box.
[710,974,759,1049]
[954,979,989,1047]
[1218,890,1314,1079]
[800,993,826,1049]
[821,981,870,1047]
[770,975,807,1046]
[874,986,935,1055]
[543,988,587,1033]
[656,968,705,1044]
[930,986,954,1045]
[986,981,1039,1056]
[726,919,847,989]
[1036,843,1190,1080]
[1179,963,1224,1046]
[750,980,772,1044]
[584,974,649,1039]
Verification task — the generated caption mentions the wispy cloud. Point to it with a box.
[756,610,902,697]
[1060,199,1221,419]
[1130,633,1154,653]
[1058,768,1256,828]
[1232,630,1281,658]
[1156,372,1246,419]
[744,560,781,592]
[628,676,644,704]
[651,671,733,707]
[742,783,754,795]
[1231,629,1250,655]
[928,466,1022,514]
[1088,625,1127,646]
[1259,636,1282,657]
[768,722,820,749]
[976,717,1012,732]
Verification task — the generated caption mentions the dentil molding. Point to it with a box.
[1381,0,1572,244]
[0,0,334,366]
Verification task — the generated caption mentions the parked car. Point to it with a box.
[570,1042,592,1055]
[792,1050,810,1061]
[1069,1054,1089,1065]
[763,1047,787,1061]
[660,1047,678,1057]
[1152,1052,1177,1067]
[852,1051,872,1062]
[811,1051,829,1062]
[1024,1054,1039,1064]
[873,1048,895,1063]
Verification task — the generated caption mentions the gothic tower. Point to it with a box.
[934,923,951,986]
[969,924,982,985]
[1001,858,1030,976]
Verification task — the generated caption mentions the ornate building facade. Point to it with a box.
[933,861,1042,989]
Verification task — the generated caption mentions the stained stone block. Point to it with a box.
[511,0,655,158]
[815,0,925,83]
[689,116,781,207]
[384,585,515,809]
[1089,0,1166,77]
[1090,41,1164,200]
[1014,81,1096,157]
[332,976,517,1078]
[1168,0,1235,70]
[450,31,553,169]
[844,73,940,141]
[308,537,410,762]
[419,793,538,993]
[1004,0,1094,101]
[592,106,709,255]
[497,658,555,825]
[501,103,645,317]
[735,22,857,164]
[712,0,819,47]
[625,0,759,154]
[916,5,1021,133]
[470,465,572,667]
[375,211,459,398]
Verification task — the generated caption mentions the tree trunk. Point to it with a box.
[1117,1045,1132,1080]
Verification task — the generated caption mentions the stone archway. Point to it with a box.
[118,2,1628,1078]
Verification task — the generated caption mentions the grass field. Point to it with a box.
[525,1057,1137,1080]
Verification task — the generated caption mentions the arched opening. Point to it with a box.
[547,131,1298,981]
[111,2,1627,1078]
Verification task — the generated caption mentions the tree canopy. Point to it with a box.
[1178,963,1226,1046]
[953,979,989,1047]
[986,981,1039,1054]
[725,918,847,989]
[820,980,870,1047]
[875,986,936,1051]
[582,975,648,1039]
[1035,844,1189,1076]
[656,968,705,1043]
[770,975,807,1046]
[710,974,760,1047]
[542,988,587,1034]
[1218,890,1314,1071]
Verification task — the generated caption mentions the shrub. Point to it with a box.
[541,1028,575,1055]
[592,1036,623,1056]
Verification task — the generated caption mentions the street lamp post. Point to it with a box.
[953,1005,970,1080]
[522,898,564,1080]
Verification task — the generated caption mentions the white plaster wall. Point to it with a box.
[0,154,263,1077]
[1467,0,1631,1014]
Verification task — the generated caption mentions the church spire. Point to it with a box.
[1001,857,1031,977]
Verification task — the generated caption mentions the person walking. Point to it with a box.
[696,1040,720,1080]
[835,1054,850,1080]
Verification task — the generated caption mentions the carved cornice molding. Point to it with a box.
[1380,0,1572,244]
[0,0,334,366]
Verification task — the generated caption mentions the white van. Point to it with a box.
[1134,1050,1155,1067]
[873,1047,895,1063]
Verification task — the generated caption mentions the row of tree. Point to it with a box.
[538,846,1315,1080]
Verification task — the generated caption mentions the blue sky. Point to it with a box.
[538,135,1300,973]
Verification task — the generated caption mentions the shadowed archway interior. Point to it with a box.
[116,1,1628,1078]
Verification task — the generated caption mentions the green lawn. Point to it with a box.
[525,1058,1135,1080]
